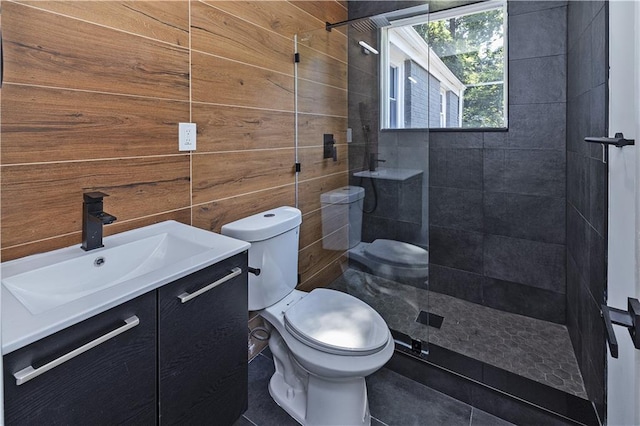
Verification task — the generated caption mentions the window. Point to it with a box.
[389,65,399,128]
[440,89,447,128]
[381,0,507,129]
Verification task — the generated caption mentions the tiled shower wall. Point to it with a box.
[347,1,569,323]
[429,2,568,324]
[566,0,607,418]
[0,1,348,291]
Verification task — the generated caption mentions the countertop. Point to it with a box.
[1,221,250,354]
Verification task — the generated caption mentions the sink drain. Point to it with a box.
[94,257,106,267]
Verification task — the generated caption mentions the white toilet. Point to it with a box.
[221,206,394,426]
[321,186,429,282]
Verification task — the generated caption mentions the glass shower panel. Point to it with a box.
[294,27,351,290]
[296,16,430,356]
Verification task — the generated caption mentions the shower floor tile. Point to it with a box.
[329,268,588,399]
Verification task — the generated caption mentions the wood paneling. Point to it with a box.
[209,1,320,37]
[290,1,348,34]
[298,44,347,90]
[192,149,295,204]
[2,2,189,99]
[298,113,348,148]
[299,238,345,283]
[192,2,293,76]
[298,27,348,63]
[300,202,349,249]
[209,1,347,62]
[300,208,348,251]
[1,209,192,262]
[192,52,294,110]
[193,104,294,153]
[192,185,295,233]
[19,1,190,47]
[2,84,189,164]
[298,145,348,181]
[1,0,349,301]
[298,255,347,292]
[298,172,349,214]
[298,79,348,117]
[1,156,190,247]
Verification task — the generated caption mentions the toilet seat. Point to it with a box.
[261,289,394,379]
[284,289,389,356]
[365,239,429,268]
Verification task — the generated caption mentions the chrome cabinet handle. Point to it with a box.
[14,315,140,386]
[178,267,242,304]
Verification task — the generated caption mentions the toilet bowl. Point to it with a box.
[221,207,393,426]
[320,186,429,282]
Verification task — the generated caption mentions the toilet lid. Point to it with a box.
[365,239,429,268]
[284,289,389,356]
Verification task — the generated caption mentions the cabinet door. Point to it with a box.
[3,291,157,426]
[158,253,248,426]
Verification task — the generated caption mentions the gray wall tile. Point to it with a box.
[430,131,483,149]
[492,103,566,150]
[568,28,592,99]
[509,6,567,60]
[567,151,589,213]
[484,192,565,244]
[430,149,483,190]
[399,174,424,224]
[483,149,566,197]
[483,277,566,323]
[484,234,566,292]
[591,8,607,88]
[430,187,484,232]
[429,264,484,305]
[508,1,567,16]
[483,132,507,148]
[430,226,484,274]
[509,55,567,105]
[566,203,590,282]
[587,157,606,236]
[589,84,607,156]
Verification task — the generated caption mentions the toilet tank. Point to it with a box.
[221,206,302,311]
[320,186,364,250]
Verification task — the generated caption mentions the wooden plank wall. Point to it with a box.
[0,0,348,290]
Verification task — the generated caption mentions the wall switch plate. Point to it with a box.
[179,122,197,151]
[346,128,352,143]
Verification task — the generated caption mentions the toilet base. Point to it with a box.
[268,329,371,426]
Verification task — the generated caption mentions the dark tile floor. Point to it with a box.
[329,269,587,398]
[236,349,514,426]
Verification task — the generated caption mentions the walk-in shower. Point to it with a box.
[294,2,600,424]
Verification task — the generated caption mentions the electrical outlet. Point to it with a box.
[179,122,197,151]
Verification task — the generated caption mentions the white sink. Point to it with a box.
[4,232,211,315]
[2,221,250,353]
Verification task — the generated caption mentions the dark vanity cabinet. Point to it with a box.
[3,292,157,425]
[158,253,248,425]
[3,252,248,426]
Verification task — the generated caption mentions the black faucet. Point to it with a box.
[82,192,117,251]
[369,153,386,171]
